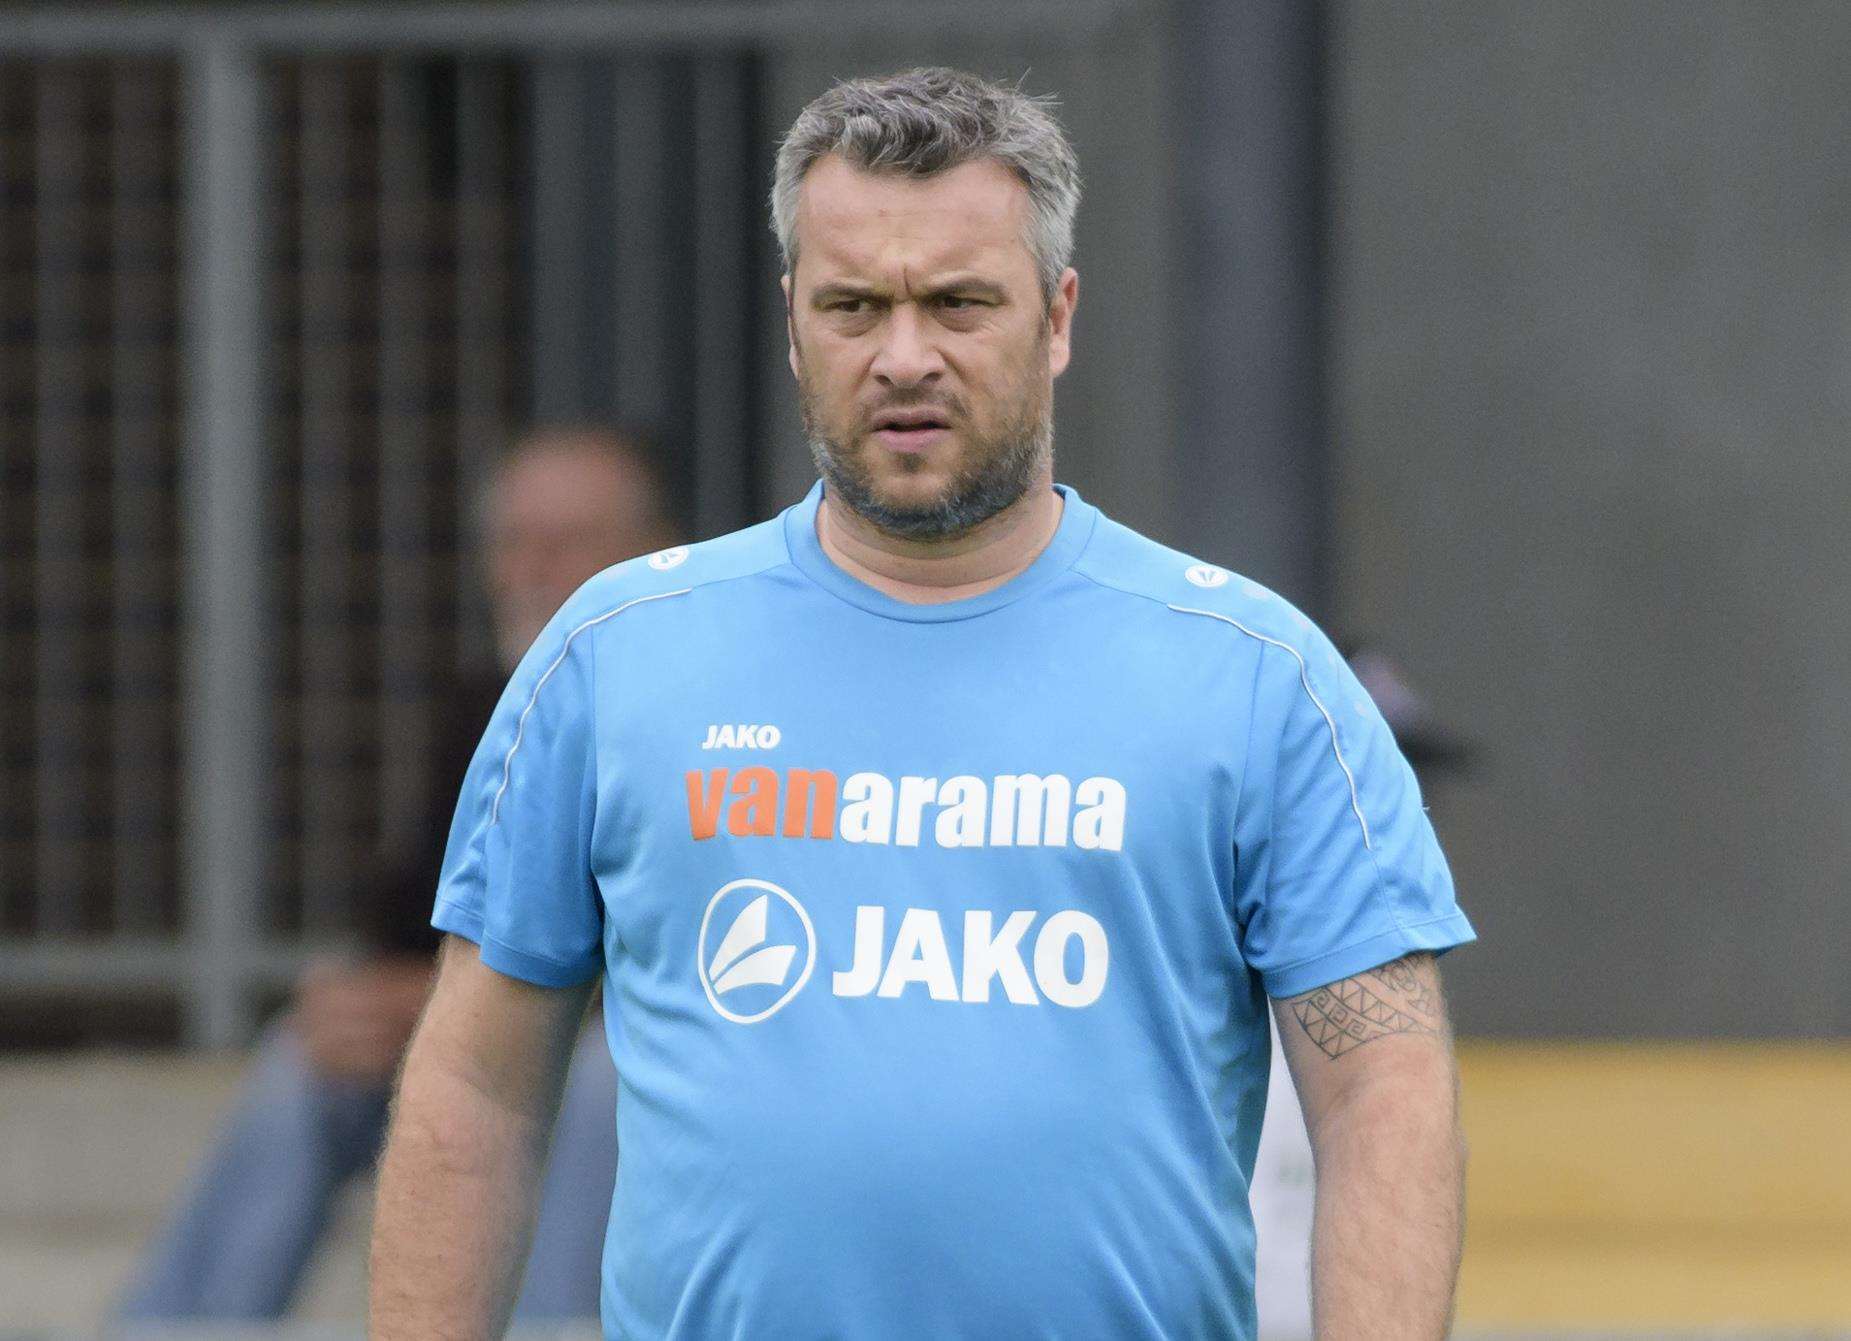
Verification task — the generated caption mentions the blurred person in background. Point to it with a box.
[370,68,1473,1341]
[117,428,675,1323]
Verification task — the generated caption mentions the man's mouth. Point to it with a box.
[869,409,952,452]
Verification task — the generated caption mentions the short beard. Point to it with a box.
[799,367,1053,544]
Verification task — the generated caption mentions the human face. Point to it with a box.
[484,444,664,669]
[784,154,1078,541]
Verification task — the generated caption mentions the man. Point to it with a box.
[120,428,672,1322]
[372,69,1474,1341]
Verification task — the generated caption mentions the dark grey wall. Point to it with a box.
[1327,2,1851,1036]
[1170,0,1330,613]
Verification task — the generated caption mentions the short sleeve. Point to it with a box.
[1232,632,1474,999]
[431,619,604,988]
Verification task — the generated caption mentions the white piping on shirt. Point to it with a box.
[491,588,691,824]
[1166,603,1373,851]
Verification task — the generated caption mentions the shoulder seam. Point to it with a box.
[639,533,793,595]
[1166,602,1374,851]
[491,587,690,824]
[625,512,795,597]
[676,555,797,597]
[1066,563,1191,611]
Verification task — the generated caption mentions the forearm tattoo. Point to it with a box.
[1287,953,1443,1060]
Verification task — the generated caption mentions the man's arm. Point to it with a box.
[370,934,596,1339]
[1270,951,1466,1341]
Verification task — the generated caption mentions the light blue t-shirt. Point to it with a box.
[433,480,1473,1341]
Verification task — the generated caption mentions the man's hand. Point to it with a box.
[293,957,434,1082]
[1272,952,1467,1341]
[370,935,595,1339]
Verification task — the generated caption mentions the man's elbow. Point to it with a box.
[388,1045,547,1181]
[1308,1047,1464,1160]
[388,1050,480,1166]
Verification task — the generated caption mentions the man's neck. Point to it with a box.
[816,471,1064,606]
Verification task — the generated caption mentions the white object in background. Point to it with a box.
[1251,1015,1315,1340]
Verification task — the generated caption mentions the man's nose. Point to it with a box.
[869,304,942,388]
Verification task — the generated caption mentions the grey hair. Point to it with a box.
[771,67,1081,302]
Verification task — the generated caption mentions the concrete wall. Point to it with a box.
[1327,2,1851,1035]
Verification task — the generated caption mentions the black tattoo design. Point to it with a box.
[1288,954,1442,1060]
[1364,954,1439,1018]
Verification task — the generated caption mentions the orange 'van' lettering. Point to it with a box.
[728,766,779,836]
[686,769,727,840]
[782,768,839,839]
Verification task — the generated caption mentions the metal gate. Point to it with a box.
[0,1,1132,1046]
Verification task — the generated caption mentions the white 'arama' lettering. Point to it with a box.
[835,772,1127,851]
[832,906,1110,1008]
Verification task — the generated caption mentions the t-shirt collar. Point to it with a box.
[782,478,1097,623]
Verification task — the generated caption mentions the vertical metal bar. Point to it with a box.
[611,57,671,437]
[1171,0,1329,612]
[452,59,511,657]
[375,60,431,848]
[689,55,752,538]
[32,59,92,937]
[0,60,30,925]
[110,60,174,933]
[578,61,615,427]
[179,39,267,1046]
[527,56,593,423]
[295,59,355,934]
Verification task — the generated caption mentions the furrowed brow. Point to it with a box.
[921,276,1008,302]
[809,281,886,306]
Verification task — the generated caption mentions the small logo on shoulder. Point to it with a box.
[648,546,689,571]
[1185,563,1230,589]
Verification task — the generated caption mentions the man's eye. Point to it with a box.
[829,298,869,314]
[938,295,977,310]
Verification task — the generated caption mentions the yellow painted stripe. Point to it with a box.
[1459,1232,1851,1329]
[1453,1041,1851,1327]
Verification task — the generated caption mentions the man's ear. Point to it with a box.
[1046,267,1079,380]
[782,272,801,381]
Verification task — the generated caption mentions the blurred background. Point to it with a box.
[2,0,1847,1336]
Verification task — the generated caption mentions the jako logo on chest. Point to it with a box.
[701,723,782,750]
